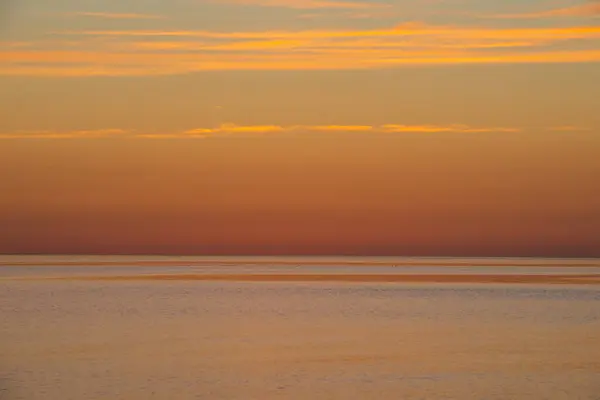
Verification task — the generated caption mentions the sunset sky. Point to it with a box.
[0,0,599,256]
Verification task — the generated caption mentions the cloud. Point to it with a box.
[308,125,373,131]
[182,123,522,137]
[0,124,528,139]
[64,12,165,20]
[60,23,600,40]
[3,124,591,139]
[175,124,376,137]
[2,23,600,76]
[186,124,287,135]
[3,49,600,77]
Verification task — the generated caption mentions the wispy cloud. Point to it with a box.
[61,23,600,40]
[2,23,600,76]
[64,12,165,20]
[186,124,287,135]
[200,123,523,135]
[0,123,528,139]
[183,123,377,135]
[2,123,591,139]
[305,125,374,132]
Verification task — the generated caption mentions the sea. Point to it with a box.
[1,255,599,399]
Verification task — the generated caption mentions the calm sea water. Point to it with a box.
[1,256,599,399]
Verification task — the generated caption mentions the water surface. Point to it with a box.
[1,256,599,399]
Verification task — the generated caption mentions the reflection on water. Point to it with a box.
[1,257,599,399]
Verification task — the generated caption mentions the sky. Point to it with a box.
[0,0,599,257]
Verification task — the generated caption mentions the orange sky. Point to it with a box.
[0,0,599,256]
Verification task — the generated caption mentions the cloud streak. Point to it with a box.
[201,123,523,136]
[3,123,573,139]
[62,23,600,40]
[2,23,600,76]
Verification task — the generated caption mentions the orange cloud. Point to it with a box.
[185,124,287,135]
[4,124,592,139]
[2,23,600,76]
[182,123,523,137]
[0,124,530,139]
[62,23,600,40]
[308,125,373,131]
[3,48,600,77]
[118,38,536,52]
